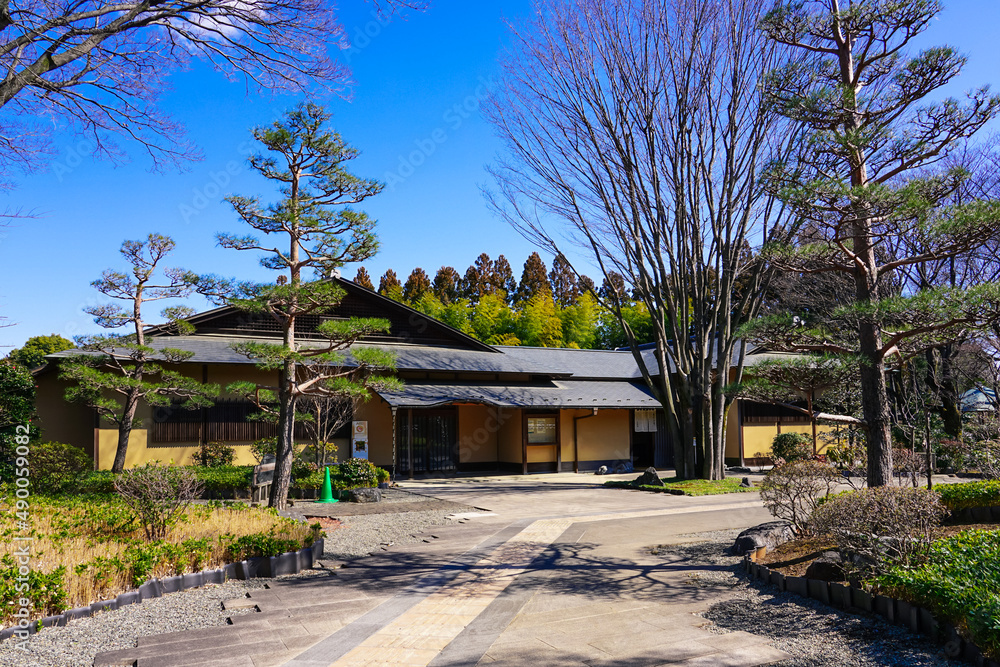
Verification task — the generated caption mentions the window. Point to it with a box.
[634,409,657,433]
[527,416,557,444]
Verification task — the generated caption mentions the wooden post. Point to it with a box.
[522,413,528,475]
[407,408,414,479]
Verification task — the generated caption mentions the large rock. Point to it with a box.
[613,462,634,474]
[731,521,795,555]
[634,467,665,487]
[805,551,846,581]
[595,466,608,476]
[347,487,382,503]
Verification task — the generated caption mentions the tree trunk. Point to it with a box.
[112,384,143,473]
[269,363,296,510]
[859,323,893,486]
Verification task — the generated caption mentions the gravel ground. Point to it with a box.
[654,530,963,667]
[0,579,267,667]
[319,507,463,561]
[0,499,461,667]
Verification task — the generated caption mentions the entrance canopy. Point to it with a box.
[376,380,661,410]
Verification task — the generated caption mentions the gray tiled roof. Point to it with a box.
[375,379,660,409]
[496,345,647,379]
[48,336,562,376]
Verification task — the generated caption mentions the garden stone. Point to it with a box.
[633,467,664,487]
[728,466,752,474]
[596,466,608,475]
[613,462,634,474]
[740,477,752,488]
[348,487,382,503]
[804,551,846,581]
[731,520,794,555]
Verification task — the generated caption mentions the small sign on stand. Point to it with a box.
[352,421,369,459]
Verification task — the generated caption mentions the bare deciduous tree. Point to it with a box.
[485,0,799,479]
[0,0,422,181]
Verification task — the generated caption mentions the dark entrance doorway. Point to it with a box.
[398,408,459,475]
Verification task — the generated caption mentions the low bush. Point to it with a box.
[0,559,67,622]
[875,530,1000,659]
[114,463,203,541]
[937,480,1000,511]
[250,436,278,464]
[192,441,236,468]
[827,439,867,472]
[194,466,253,495]
[760,460,840,533]
[811,486,948,572]
[223,532,304,560]
[335,458,382,489]
[969,441,1000,480]
[771,432,813,463]
[78,471,117,495]
[28,441,92,493]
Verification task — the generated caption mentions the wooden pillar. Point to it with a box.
[407,408,414,479]
[522,414,528,475]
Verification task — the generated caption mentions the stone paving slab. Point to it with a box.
[93,476,789,667]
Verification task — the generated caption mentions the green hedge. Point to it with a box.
[937,480,1000,511]
[875,530,1000,659]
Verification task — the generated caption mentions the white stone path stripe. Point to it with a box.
[285,500,764,667]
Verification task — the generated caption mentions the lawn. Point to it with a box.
[0,491,319,627]
[603,476,754,496]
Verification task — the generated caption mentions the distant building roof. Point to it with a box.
[960,387,997,413]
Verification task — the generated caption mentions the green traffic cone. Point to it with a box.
[316,466,338,504]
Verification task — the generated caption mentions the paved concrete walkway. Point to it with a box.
[94,474,788,667]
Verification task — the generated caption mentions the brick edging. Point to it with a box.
[0,538,325,644]
[742,554,998,667]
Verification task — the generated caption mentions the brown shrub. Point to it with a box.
[760,460,841,533]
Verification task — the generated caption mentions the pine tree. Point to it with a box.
[493,255,518,301]
[61,234,217,473]
[516,252,550,303]
[753,0,1000,486]
[378,269,402,300]
[209,102,399,509]
[461,253,494,303]
[403,268,432,303]
[354,267,374,290]
[433,267,461,304]
[549,253,580,306]
[598,272,627,302]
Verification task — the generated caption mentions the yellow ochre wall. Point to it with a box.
[458,404,500,464]
[35,372,95,456]
[353,398,394,468]
[741,423,839,460]
[497,408,523,464]
[567,409,630,463]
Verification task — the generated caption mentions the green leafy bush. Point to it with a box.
[0,557,67,623]
[937,480,1000,511]
[875,530,1000,659]
[376,466,390,484]
[28,441,93,493]
[811,486,948,572]
[78,471,117,495]
[771,432,813,463]
[193,466,253,494]
[250,436,278,464]
[335,458,383,489]
[223,532,304,560]
[192,441,236,468]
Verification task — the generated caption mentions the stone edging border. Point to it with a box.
[742,554,999,667]
[0,538,324,644]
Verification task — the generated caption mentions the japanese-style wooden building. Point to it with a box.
[34,277,834,473]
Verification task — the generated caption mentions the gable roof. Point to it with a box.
[145,277,496,353]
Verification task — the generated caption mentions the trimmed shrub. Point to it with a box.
[250,436,278,464]
[876,530,1000,660]
[114,463,203,541]
[192,441,236,468]
[760,460,840,533]
[193,465,253,494]
[811,486,948,572]
[937,480,1000,511]
[335,458,382,489]
[771,432,813,463]
[28,441,92,493]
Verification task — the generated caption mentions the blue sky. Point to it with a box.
[2,1,999,350]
